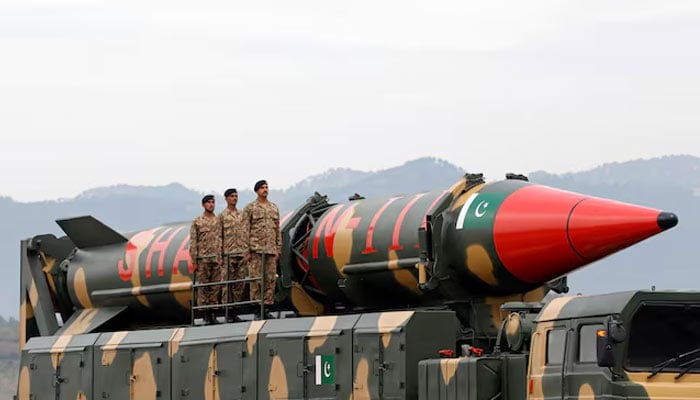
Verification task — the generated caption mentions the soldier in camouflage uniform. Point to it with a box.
[218,188,246,322]
[189,194,222,325]
[242,180,281,316]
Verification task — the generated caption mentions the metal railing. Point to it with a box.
[190,253,270,325]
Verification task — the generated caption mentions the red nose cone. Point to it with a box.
[494,185,677,284]
[568,198,676,260]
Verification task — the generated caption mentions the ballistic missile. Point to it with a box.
[21,173,677,335]
[285,173,678,311]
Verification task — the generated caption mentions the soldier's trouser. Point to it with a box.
[196,260,222,308]
[248,253,277,305]
[222,255,247,304]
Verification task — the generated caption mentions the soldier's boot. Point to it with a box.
[254,308,274,320]
[226,309,242,323]
[204,312,218,325]
[253,310,265,320]
[263,303,276,319]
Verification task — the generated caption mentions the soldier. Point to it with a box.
[189,194,222,325]
[218,187,246,322]
[242,179,281,318]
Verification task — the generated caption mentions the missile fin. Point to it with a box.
[55,306,128,335]
[56,216,128,249]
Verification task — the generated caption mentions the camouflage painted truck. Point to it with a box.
[16,173,697,399]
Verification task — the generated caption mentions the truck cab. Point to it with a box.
[419,290,700,400]
[528,290,700,400]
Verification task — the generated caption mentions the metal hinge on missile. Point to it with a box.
[418,172,486,294]
[279,191,334,307]
[505,173,529,181]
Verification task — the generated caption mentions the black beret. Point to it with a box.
[254,179,267,192]
[224,188,237,197]
[201,194,215,204]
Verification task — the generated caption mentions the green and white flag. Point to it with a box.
[455,192,507,229]
[315,354,334,385]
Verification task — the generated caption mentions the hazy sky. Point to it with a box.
[1,1,699,202]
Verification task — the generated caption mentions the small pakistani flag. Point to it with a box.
[315,354,335,385]
[455,192,507,230]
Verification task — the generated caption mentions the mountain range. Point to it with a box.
[1,155,698,319]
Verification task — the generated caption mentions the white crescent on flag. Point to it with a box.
[475,201,488,218]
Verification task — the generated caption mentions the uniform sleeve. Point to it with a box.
[275,207,282,254]
[218,212,225,248]
[189,219,198,263]
[241,204,251,253]
[216,217,224,263]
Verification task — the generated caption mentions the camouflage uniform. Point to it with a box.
[219,207,247,304]
[241,200,281,305]
[189,214,222,310]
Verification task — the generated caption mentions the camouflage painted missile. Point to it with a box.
[26,173,677,333]
[54,217,194,326]
[293,174,678,309]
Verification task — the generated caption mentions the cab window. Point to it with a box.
[626,303,700,371]
[578,324,604,363]
[546,329,566,365]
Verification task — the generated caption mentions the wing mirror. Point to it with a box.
[597,317,626,368]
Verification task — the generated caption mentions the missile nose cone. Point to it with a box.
[657,211,678,230]
[492,185,678,285]
[567,197,676,262]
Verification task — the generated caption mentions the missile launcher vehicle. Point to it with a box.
[17,173,699,399]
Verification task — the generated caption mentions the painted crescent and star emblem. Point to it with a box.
[474,200,488,217]
[315,354,335,384]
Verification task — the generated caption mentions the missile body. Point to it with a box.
[289,175,677,311]
[62,220,193,324]
[30,174,677,328]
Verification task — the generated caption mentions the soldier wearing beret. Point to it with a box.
[242,180,281,317]
[218,188,246,322]
[189,194,222,325]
